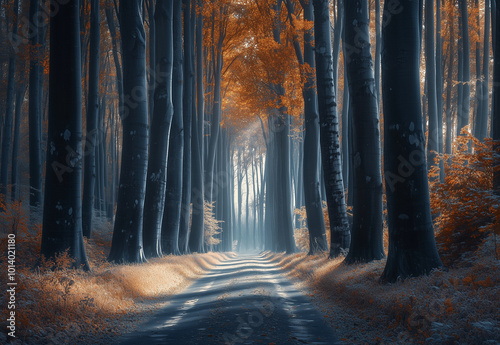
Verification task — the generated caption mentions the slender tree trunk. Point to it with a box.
[143,0,174,259]
[41,0,89,270]
[381,0,443,283]
[28,0,43,208]
[477,0,491,141]
[299,0,327,253]
[493,0,500,193]
[312,0,350,258]
[82,0,100,238]
[105,8,124,117]
[0,0,19,203]
[108,1,149,264]
[375,0,381,107]
[425,0,439,176]
[344,0,384,264]
[189,0,205,253]
[445,8,455,155]
[179,0,194,254]
[436,0,444,181]
[459,0,471,132]
[11,85,26,202]
[162,0,183,255]
[342,72,349,189]
[148,0,155,124]
[205,9,224,205]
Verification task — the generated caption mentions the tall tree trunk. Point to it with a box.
[162,0,183,255]
[493,0,500,193]
[108,1,149,264]
[297,0,327,253]
[0,0,19,202]
[445,7,455,155]
[425,0,439,175]
[11,85,26,202]
[459,0,471,132]
[189,0,205,253]
[312,0,350,258]
[148,0,155,124]
[178,0,194,254]
[375,0,381,107]
[381,0,443,283]
[344,0,384,264]
[477,0,491,141]
[436,0,444,181]
[205,7,225,205]
[82,0,100,238]
[105,8,124,114]
[143,0,174,259]
[41,0,89,270]
[28,0,43,208]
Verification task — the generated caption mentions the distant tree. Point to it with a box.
[380,0,443,282]
[143,0,175,259]
[82,0,100,238]
[41,0,89,270]
[108,1,149,264]
[312,0,350,258]
[343,0,384,264]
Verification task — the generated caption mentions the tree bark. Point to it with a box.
[459,0,471,132]
[178,0,194,254]
[11,85,26,201]
[291,0,327,254]
[108,0,149,264]
[312,0,350,258]
[425,0,439,175]
[28,0,43,208]
[41,0,89,270]
[189,0,205,253]
[344,0,384,264]
[380,0,443,283]
[162,0,183,255]
[493,0,500,193]
[143,0,175,259]
[82,0,100,238]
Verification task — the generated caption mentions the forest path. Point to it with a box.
[117,253,341,345]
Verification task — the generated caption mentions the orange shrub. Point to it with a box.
[429,131,500,265]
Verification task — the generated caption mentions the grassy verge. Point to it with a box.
[0,213,232,344]
[266,236,500,344]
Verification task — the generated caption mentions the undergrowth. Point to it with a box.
[0,200,229,344]
[268,237,499,344]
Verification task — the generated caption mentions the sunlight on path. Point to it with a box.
[118,253,341,345]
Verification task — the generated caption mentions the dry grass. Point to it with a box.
[266,236,500,344]
[0,206,232,344]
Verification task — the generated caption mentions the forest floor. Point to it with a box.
[0,219,233,345]
[1,209,499,344]
[267,237,500,345]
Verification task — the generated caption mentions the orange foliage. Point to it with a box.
[429,130,500,265]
